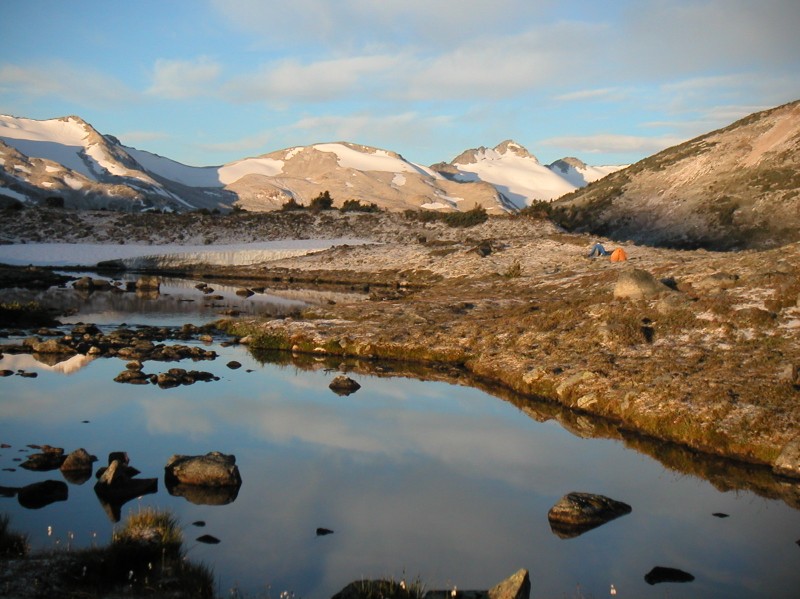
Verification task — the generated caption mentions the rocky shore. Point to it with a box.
[2,209,800,480]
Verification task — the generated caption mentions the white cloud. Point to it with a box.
[198,130,274,155]
[119,130,170,144]
[225,54,402,104]
[0,61,131,107]
[147,57,221,100]
[555,88,623,102]
[286,111,454,149]
[212,0,552,50]
[540,133,686,156]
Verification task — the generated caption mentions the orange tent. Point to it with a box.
[609,247,628,262]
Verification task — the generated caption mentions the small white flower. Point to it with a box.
[47,526,52,537]
[610,583,617,595]
[451,586,458,598]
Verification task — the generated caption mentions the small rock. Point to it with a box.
[60,448,97,472]
[488,568,530,599]
[547,492,632,538]
[197,534,221,544]
[20,446,65,471]
[329,375,361,396]
[644,566,695,585]
[227,360,242,369]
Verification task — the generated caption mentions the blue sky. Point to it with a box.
[1,0,798,167]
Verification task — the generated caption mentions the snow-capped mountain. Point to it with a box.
[0,115,233,211]
[431,140,626,208]
[0,115,620,213]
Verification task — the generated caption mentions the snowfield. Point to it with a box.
[0,238,371,268]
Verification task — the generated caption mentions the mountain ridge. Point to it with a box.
[0,114,622,213]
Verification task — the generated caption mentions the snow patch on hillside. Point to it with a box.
[0,239,371,267]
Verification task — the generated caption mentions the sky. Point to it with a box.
[1,0,798,168]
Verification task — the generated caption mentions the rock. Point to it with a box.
[644,566,695,585]
[197,534,221,544]
[135,275,160,291]
[614,268,672,299]
[20,445,65,471]
[165,452,242,487]
[153,368,219,388]
[235,288,254,297]
[329,375,361,396]
[30,339,75,354]
[114,369,150,384]
[227,360,242,369]
[547,492,632,538]
[17,480,68,509]
[488,568,530,599]
[332,580,413,599]
[60,448,97,472]
[773,436,800,478]
[73,276,95,290]
[779,363,800,385]
[693,272,739,292]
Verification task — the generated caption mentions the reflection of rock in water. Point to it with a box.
[547,492,632,539]
[18,480,68,509]
[644,566,695,585]
[93,455,158,522]
[166,480,240,505]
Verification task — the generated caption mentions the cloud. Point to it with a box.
[285,111,454,150]
[609,0,800,79]
[225,54,402,104]
[198,130,274,155]
[540,133,686,156]
[119,130,170,144]
[211,0,551,51]
[147,57,221,100]
[0,60,131,107]
[554,88,624,102]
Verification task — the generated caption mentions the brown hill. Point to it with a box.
[551,100,800,250]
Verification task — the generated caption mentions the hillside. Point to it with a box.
[552,100,800,250]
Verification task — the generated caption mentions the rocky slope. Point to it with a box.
[552,100,800,250]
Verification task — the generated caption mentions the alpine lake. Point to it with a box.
[2,273,800,599]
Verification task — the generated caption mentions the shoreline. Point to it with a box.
[2,209,799,481]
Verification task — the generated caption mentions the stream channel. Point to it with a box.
[1,273,800,598]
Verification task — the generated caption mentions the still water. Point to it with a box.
[1,277,800,598]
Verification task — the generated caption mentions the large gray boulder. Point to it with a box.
[547,492,632,538]
[164,452,242,487]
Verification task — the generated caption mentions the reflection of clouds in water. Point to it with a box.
[4,344,800,597]
[139,396,215,438]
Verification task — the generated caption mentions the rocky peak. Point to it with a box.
[549,157,588,173]
[494,139,537,161]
